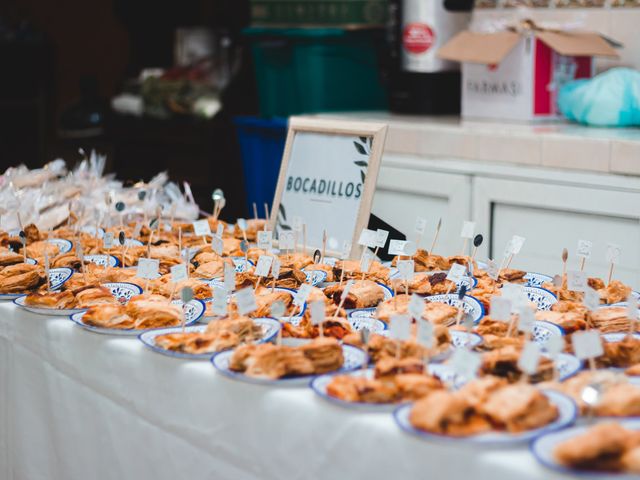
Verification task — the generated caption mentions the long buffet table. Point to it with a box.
[0,302,573,480]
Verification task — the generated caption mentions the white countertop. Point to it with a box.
[313,112,640,176]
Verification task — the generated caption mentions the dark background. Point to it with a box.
[0,0,255,220]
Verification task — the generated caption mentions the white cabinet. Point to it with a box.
[372,164,471,257]
[473,176,640,287]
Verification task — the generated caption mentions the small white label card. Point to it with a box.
[490,296,512,322]
[224,262,235,292]
[501,283,526,309]
[545,334,564,358]
[576,239,593,259]
[567,270,588,292]
[389,314,412,341]
[271,256,281,279]
[310,300,326,325]
[518,307,535,333]
[293,283,313,307]
[583,286,600,311]
[235,287,257,315]
[451,349,481,379]
[408,293,424,320]
[374,229,389,248]
[510,235,526,254]
[416,320,433,348]
[212,286,228,316]
[487,259,499,281]
[237,218,247,232]
[414,217,426,235]
[216,223,225,238]
[388,239,407,256]
[270,300,286,319]
[279,231,295,250]
[341,280,355,301]
[606,243,621,264]
[360,249,374,273]
[254,255,273,277]
[211,235,224,255]
[460,221,476,239]
[397,259,415,281]
[103,232,114,249]
[572,330,604,360]
[518,341,542,375]
[257,230,273,250]
[137,257,159,279]
[341,241,352,260]
[192,219,211,237]
[170,263,188,283]
[358,228,377,248]
[446,263,466,284]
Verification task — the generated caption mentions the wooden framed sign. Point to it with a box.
[269,117,387,257]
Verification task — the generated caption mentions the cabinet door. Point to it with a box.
[474,177,640,287]
[372,164,471,256]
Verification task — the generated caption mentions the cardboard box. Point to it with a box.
[438,27,619,121]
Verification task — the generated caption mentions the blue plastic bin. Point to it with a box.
[234,116,288,216]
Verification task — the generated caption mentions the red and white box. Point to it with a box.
[438,28,618,122]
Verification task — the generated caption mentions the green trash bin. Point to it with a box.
[244,27,387,117]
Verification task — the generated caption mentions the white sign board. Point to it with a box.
[270,118,387,258]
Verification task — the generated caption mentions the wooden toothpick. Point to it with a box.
[429,218,442,255]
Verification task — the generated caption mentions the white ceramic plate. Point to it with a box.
[69,298,204,336]
[13,294,86,316]
[531,419,640,479]
[395,389,578,445]
[302,269,328,286]
[138,317,281,360]
[524,272,554,288]
[211,344,367,387]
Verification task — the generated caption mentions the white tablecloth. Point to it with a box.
[0,302,575,480]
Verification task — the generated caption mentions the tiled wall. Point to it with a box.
[473,2,640,70]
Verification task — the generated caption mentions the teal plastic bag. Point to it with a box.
[558,67,640,127]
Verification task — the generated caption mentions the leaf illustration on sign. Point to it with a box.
[277,203,292,231]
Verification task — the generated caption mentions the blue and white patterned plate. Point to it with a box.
[522,286,558,311]
[428,352,581,389]
[346,310,387,334]
[211,344,367,387]
[0,267,74,301]
[394,389,577,445]
[449,330,483,349]
[138,317,281,360]
[84,254,119,268]
[524,272,554,288]
[69,298,204,336]
[425,294,485,324]
[13,294,86,316]
[302,269,328,286]
[310,368,401,413]
[47,238,73,253]
[80,226,105,238]
[531,419,640,479]
[101,282,143,304]
[231,257,253,273]
[533,320,565,350]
